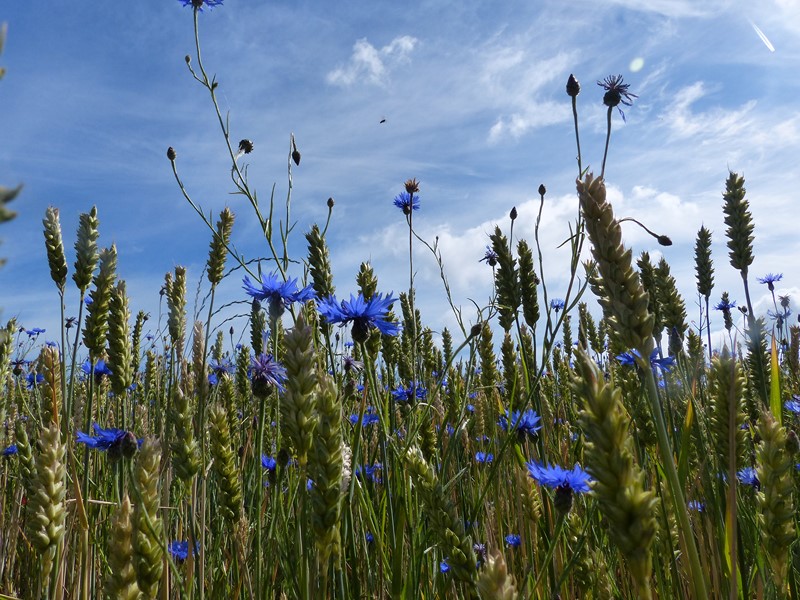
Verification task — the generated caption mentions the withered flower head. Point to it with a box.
[597,75,638,120]
[238,139,254,154]
[404,178,420,195]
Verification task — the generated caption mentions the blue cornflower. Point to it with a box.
[505,534,521,548]
[688,500,705,512]
[249,353,287,394]
[737,467,760,489]
[317,292,400,343]
[479,246,498,267]
[349,407,380,427]
[597,74,637,121]
[365,532,374,544]
[355,463,383,484]
[76,424,131,451]
[526,462,592,494]
[2,444,18,457]
[392,383,427,405]
[209,357,235,377]
[243,273,315,320]
[168,540,199,561]
[82,359,113,377]
[261,455,277,472]
[25,327,45,337]
[393,192,420,214]
[784,398,800,414]
[757,273,783,291]
[439,559,450,574]
[550,298,565,313]
[714,298,736,311]
[26,373,44,389]
[616,348,675,373]
[177,0,224,10]
[475,451,493,464]
[498,409,542,438]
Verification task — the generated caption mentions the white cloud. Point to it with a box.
[665,81,757,141]
[326,36,418,87]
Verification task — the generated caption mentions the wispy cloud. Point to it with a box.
[326,36,418,87]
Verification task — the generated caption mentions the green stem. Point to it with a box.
[642,363,708,599]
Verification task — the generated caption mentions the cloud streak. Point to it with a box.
[326,36,418,87]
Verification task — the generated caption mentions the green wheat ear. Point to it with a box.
[281,313,319,466]
[756,410,796,589]
[209,403,243,523]
[132,437,164,600]
[722,172,754,276]
[577,173,653,358]
[42,206,68,294]
[572,348,657,599]
[207,206,234,286]
[476,550,518,600]
[489,226,520,332]
[106,494,141,600]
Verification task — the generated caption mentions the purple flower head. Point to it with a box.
[757,273,783,291]
[597,74,637,121]
[526,462,592,494]
[498,409,542,438]
[25,327,46,337]
[479,246,498,267]
[393,191,420,214]
[550,298,565,313]
[243,273,315,320]
[249,353,287,394]
[177,0,223,10]
[317,292,400,344]
[209,357,235,377]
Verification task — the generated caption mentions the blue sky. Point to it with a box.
[1,0,799,352]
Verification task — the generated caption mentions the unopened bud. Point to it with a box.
[238,139,254,154]
[510,207,517,221]
[566,74,580,98]
[657,235,672,247]
[538,184,546,197]
[167,147,177,161]
[327,197,335,209]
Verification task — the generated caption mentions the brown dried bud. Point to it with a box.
[167,147,177,161]
[566,74,580,98]
[292,149,301,166]
[238,139,254,154]
[787,430,800,455]
[404,178,420,194]
[327,197,335,209]
[657,235,673,247]
[470,323,482,339]
[185,55,191,64]
[538,184,546,197]
[510,207,517,221]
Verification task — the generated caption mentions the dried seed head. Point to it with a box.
[404,178,420,194]
[167,146,177,161]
